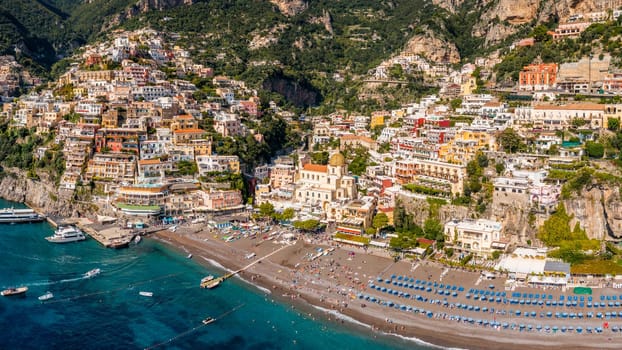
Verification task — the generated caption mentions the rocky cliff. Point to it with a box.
[269,0,308,16]
[460,0,616,46]
[402,30,461,64]
[564,185,622,241]
[0,169,94,218]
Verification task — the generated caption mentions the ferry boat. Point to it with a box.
[45,226,86,243]
[84,268,101,278]
[1,286,28,296]
[38,291,54,301]
[0,207,45,224]
[202,317,215,325]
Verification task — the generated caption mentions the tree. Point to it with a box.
[258,202,275,218]
[450,98,462,110]
[585,141,604,158]
[293,219,321,232]
[498,128,525,153]
[365,227,377,235]
[532,24,551,42]
[423,218,444,241]
[495,162,505,175]
[608,118,620,132]
[372,212,389,233]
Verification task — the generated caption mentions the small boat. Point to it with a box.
[200,275,215,284]
[245,253,256,260]
[38,291,54,301]
[202,317,215,325]
[187,253,192,259]
[1,286,28,296]
[134,235,142,244]
[84,268,101,278]
[201,277,221,289]
[139,291,153,297]
[109,240,130,249]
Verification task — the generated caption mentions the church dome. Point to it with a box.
[328,153,345,166]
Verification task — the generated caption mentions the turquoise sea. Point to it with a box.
[0,199,435,350]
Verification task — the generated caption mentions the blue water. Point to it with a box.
[0,199,434,350]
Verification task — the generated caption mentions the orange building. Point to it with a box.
[518,63,558,91]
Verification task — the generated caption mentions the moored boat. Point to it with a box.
[45,226,86,243]
[1,286,28,296]
[0,207,45,224]
[200,276,221,289]
[134,235,142,244]
[38,291,54,301]
[84,268,101,278]
[202,317,215,325]
[187,253,192,259]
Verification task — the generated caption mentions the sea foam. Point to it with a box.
[311,305,464,350]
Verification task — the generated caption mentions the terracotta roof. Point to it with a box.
[173,128,206,134]
[138,158,161,165]
[303,164,328,173]
[534,103,605,111]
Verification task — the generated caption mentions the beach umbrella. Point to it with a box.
[452,292,458,297]
[397,276,403,281]
[515,310,521,316]
[619,311,622,317]
[609,302,615,307]
[409,278,414,283]
[531,311,536,317]
[576,327,583,333]
[561,327,567,333]
[588,296,593,302]
[546,312,552,317]
[612,326,619,332]
[385,279,391,284]
[600,302,606,307]
[377,277,383,282]
[391,274,396,279]
[536,324,542,330]
[502,322,509,328]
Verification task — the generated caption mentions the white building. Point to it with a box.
[444,219,505,257]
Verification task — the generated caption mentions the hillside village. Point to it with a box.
[3,4,622,278]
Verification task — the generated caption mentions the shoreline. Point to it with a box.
[152,228,618,350]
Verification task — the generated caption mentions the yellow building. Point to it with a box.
[460,76,477,96]
[438,130,496,165]
[370,111,386,129]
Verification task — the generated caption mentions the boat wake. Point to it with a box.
[20,273,99,287]
[310,305,463,350]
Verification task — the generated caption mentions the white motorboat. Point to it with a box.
[187,253,192,259]
[134,235,142,244]
[139,291,153,297]
[84,268,101,278]
[38,291,54,301]
[45,226,86,243]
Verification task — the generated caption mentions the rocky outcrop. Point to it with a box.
[431,0,464,12]
[472,0,612,46]
[262,72,321,108]
[403,31,460,64]
[270,0,308,16]
[0,169,94,218]
[398,194,469,227]
[564,185,622,240]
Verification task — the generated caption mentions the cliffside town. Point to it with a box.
[4,1,622,275]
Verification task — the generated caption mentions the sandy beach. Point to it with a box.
[152,225,622,350]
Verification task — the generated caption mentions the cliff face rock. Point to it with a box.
[403,31,460,64]
[431,0,464,12]
[564,186,622,240]
[262,73,321,108]
[0,170,91,218]
[472,0,606,45]
[269,0,308,16]
[398,194,469,227]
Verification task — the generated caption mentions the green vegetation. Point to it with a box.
[403,183,449,197]
[293,219,322,232]
[334,232,370,245]
[498,128,526,153]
